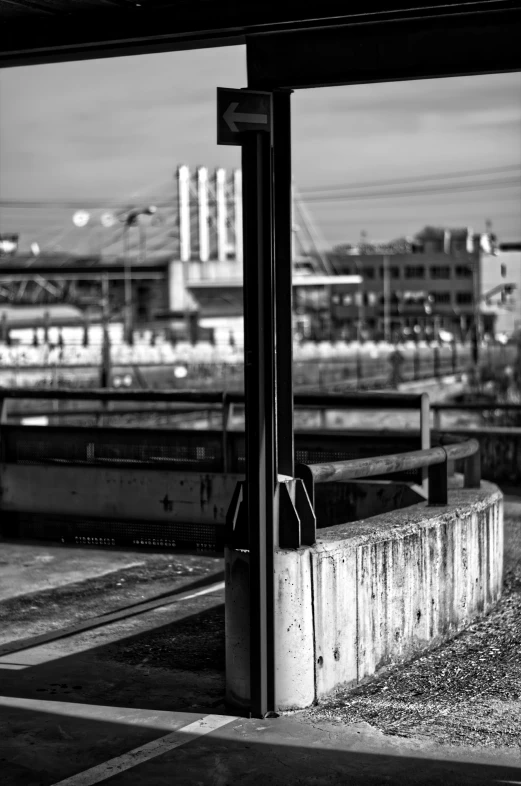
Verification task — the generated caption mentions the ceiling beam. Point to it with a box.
[247,6,521,89]
[0,1,513,68]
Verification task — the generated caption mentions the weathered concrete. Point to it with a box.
[225,480,503,710]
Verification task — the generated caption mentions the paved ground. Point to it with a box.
[0,489,520,785]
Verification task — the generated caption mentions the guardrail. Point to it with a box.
[0,341,480,392]
[431,402,521,430]
[0,388,430,478]
[296,435,481,512]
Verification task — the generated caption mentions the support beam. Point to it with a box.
[272,90,294,478]
[242,131,276,719]
[247,8,521,89]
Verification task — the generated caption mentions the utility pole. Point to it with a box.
[472,254,481,366]
[383,254,391,343]
[123,223,133,345]
[100,274,111,389]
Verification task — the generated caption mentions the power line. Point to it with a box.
[300,178,521,203]
[298,164,521,194]
[3,165,520,209]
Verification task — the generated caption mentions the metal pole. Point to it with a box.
[123,224,133,345]
[100,274,111,390]
[242,131,276,718]
[472,254,480,366]
[383,254,391,343]
[272,89,294,477]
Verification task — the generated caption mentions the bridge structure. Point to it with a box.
[1,0,520,722]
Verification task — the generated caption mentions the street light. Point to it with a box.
[121,205,157,344]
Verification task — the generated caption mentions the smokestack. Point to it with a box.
[177,165,191,263]
[197,167,210,268]
[233,168,243,265]
[216,168,227,263]
[466,227,474,254]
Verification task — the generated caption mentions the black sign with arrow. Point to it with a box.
[217,87,272,146]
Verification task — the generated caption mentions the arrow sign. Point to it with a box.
[223,102,269,133]
[217,87,272,146]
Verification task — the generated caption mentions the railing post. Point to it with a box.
[433,407,442,431]
[433,346,440,379]
[428,450,448,505]
[420,393,430,497]
[222,393,230,473]
[413,347,420,380]
[464,446,481,489]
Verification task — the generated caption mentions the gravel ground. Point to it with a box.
[294,492,521,749]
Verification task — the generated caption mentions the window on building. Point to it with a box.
[430,266,451,279]
[455,265,472,278]
[431,291,451,304]
[405,266,425,279]
[501,264,507,278]
[379,266,400,279]
[452,239,467,253]
[456,292,473,305]
[364,267,375,279]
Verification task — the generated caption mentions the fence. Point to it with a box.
[0,340,507,391]
[0,388,431,548]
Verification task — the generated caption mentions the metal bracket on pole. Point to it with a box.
[225,481,248,549]
[226,476,316,552]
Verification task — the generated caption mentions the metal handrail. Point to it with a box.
[432,403,521,411]
[431,402,521,430]
[296,437,480,509]
[0,388,427,406]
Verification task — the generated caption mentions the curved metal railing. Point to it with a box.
[296,436,481,509]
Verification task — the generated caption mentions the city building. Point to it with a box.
[324,226,515,342]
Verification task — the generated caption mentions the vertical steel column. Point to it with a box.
[272,90,294,477]
[242,131,277,718]
[383,254,391,343]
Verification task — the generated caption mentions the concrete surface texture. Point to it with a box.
[0,495,520,785]
[226,481,503,710]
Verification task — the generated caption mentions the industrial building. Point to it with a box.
[0,166,517,344]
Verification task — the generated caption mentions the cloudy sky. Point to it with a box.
[0,44,520,254]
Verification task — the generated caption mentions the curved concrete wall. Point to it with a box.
[225,480,503,711]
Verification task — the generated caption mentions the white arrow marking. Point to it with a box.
[223,102,268,133]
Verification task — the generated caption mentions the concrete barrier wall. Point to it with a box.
[225,480,503,711]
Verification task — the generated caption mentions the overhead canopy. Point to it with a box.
[1,0,518,73]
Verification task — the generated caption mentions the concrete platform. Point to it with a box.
[0,493,520,785]
[1,700,521,785]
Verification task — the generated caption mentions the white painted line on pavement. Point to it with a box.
[154,581,225,607]
[51,714,237,786]
[0,696,205,731]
